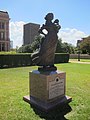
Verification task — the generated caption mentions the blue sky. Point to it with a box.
[0,0,90,47]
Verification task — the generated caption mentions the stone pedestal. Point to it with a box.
[23,70,72,112]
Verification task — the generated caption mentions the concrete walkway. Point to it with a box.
[69,60,90,64]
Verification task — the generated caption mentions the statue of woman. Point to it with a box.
[31,13,61,71]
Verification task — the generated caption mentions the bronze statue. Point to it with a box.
[31,13,61,71]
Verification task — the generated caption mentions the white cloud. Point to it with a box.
[10,21,88,48]
[58,28,88,46]
[10,21,25,48]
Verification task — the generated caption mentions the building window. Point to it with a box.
[0,22,5,29]
[2,23,5,29]
[0,22,1,29]
[0,32,5,40]
[0,43,5,51]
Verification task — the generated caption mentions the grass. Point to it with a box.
[0,63,90,120]
[0,51,16,54]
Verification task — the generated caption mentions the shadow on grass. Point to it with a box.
[31,104,72,120]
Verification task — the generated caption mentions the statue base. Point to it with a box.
[38,66,57,72]
[23,95,72,112]
[23,70,72,112]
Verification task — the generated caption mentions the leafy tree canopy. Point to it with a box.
[80,36,90,54]
[17,35,76,54]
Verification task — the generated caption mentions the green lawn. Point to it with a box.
[0,51,16,54]
[0,63,90,120]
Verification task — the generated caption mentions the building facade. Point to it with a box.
[23,23,40,45]
[0,11,10,51]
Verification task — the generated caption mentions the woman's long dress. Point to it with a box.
[31,23,58,66]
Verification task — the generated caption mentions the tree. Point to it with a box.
[31,35,43,52]
[56,39,75,54]
[17,35,43,53]
[56,38,63,53]
[80,36,90,54]
[17,35,76,54]
[17,44,33,53]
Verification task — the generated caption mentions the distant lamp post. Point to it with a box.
[77,40,81,61]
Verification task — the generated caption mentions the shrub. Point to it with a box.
[55,53,69,63]
[0,53,69,68]
[0,54,32,68]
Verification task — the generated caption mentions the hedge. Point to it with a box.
[0,53,69,68]
[0,54,32,68]
[70,54,90,59]
[55,53,69,63]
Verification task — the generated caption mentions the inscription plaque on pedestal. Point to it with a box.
[49,77,65,99]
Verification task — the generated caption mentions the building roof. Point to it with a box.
[0,10,9,19]
[0,10,8,13]
[25,22,40,25]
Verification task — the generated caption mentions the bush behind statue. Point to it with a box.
[0,53,69,68]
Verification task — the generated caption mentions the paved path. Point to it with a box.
[69,60,90,64]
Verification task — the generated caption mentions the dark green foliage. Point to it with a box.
[0,53,69,68]
[17,36,75,54]
[56,38,63,53]
[17,35,43,53]
[80,36,90,54]
[55,53,69,63]
[56,39,75,54]
[17,45,33,53]
[62,42,75,54]
[31,35,43,52]
[0,54,32,68]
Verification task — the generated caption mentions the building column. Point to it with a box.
[6,42,10,51]
[0,43,2,51]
